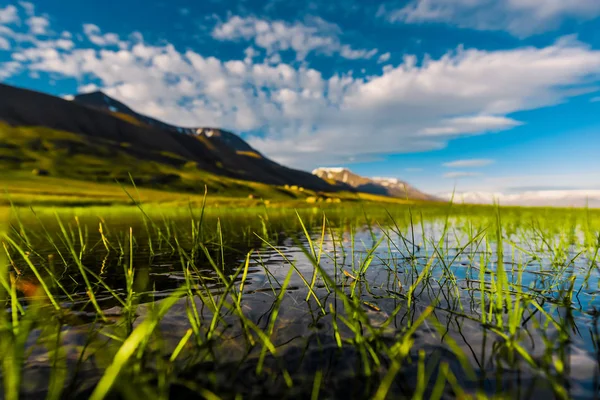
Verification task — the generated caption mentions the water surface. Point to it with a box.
[3,208,600,399]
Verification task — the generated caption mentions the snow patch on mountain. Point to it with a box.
[372,177,406,188]
[312,167,435,200]
[312,167,349,174]
[312,167,352,182]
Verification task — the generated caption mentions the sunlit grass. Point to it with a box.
[0,196,599,399]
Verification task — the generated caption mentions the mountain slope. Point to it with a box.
[74,92,259,153]
[0,83,344,192]
[312,167,436,201]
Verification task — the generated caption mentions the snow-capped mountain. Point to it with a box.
[312,167,436,200]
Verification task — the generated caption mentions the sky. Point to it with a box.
[1,0,600,203]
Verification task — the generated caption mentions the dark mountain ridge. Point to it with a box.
[74,91,258,154]
[0,83,341,192]
[74,92,260,154]
[73,91,197,135]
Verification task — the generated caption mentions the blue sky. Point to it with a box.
[1,0,600,199]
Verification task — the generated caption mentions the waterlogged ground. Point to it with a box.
[2,205,600,399]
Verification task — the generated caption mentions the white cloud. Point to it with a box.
[382,0,600,37]
[443,171,482,179]
[0,4,66,51]
[212,15,377,60]
[83,24,124,47]
[78,83,99,93]
[377,52,391,63]
[19,2,35,16]
[0,5,18,24]
[339,45,378,60]
[243,46,258,63]
[83,24,99,36]
[591,96,600,102]
[421,115,521,136]
[26,37,75,50]
[0,61,20,79]
[443,159,495,168]
[26,16,49,35]
[5,18,600,169]
[54,38,74,50]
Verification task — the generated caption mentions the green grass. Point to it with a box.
[1,187,600,399]
[0,172,421,211]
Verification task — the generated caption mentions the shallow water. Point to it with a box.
[3,210,600,399]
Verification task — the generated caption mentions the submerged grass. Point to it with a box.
[0,198,599,399]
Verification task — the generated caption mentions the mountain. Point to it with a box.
[73,91,263,155]
[312,167,436,201]
[72,91,198,135]
[0,83,346,193]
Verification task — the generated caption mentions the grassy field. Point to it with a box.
[0,122,301,205]
[1,198,599,399]
[0,170,421,210]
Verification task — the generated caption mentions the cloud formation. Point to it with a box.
[0,5,18,24]
[377,52,391,64]
[443,159,495,168]
[381,0,600,37]
[83,24,125,47]
[212,15,378,61]
[3,6,600,170]
[443,171,482,179]
[0,3,72,52]
[26,16,49,35]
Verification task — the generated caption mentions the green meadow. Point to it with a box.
[1,188,600,399]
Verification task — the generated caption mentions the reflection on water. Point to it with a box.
[4,213,600,399]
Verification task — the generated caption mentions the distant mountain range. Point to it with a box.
[312,167,437,201]
[444,191,600,208]
[0,83,436,200]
